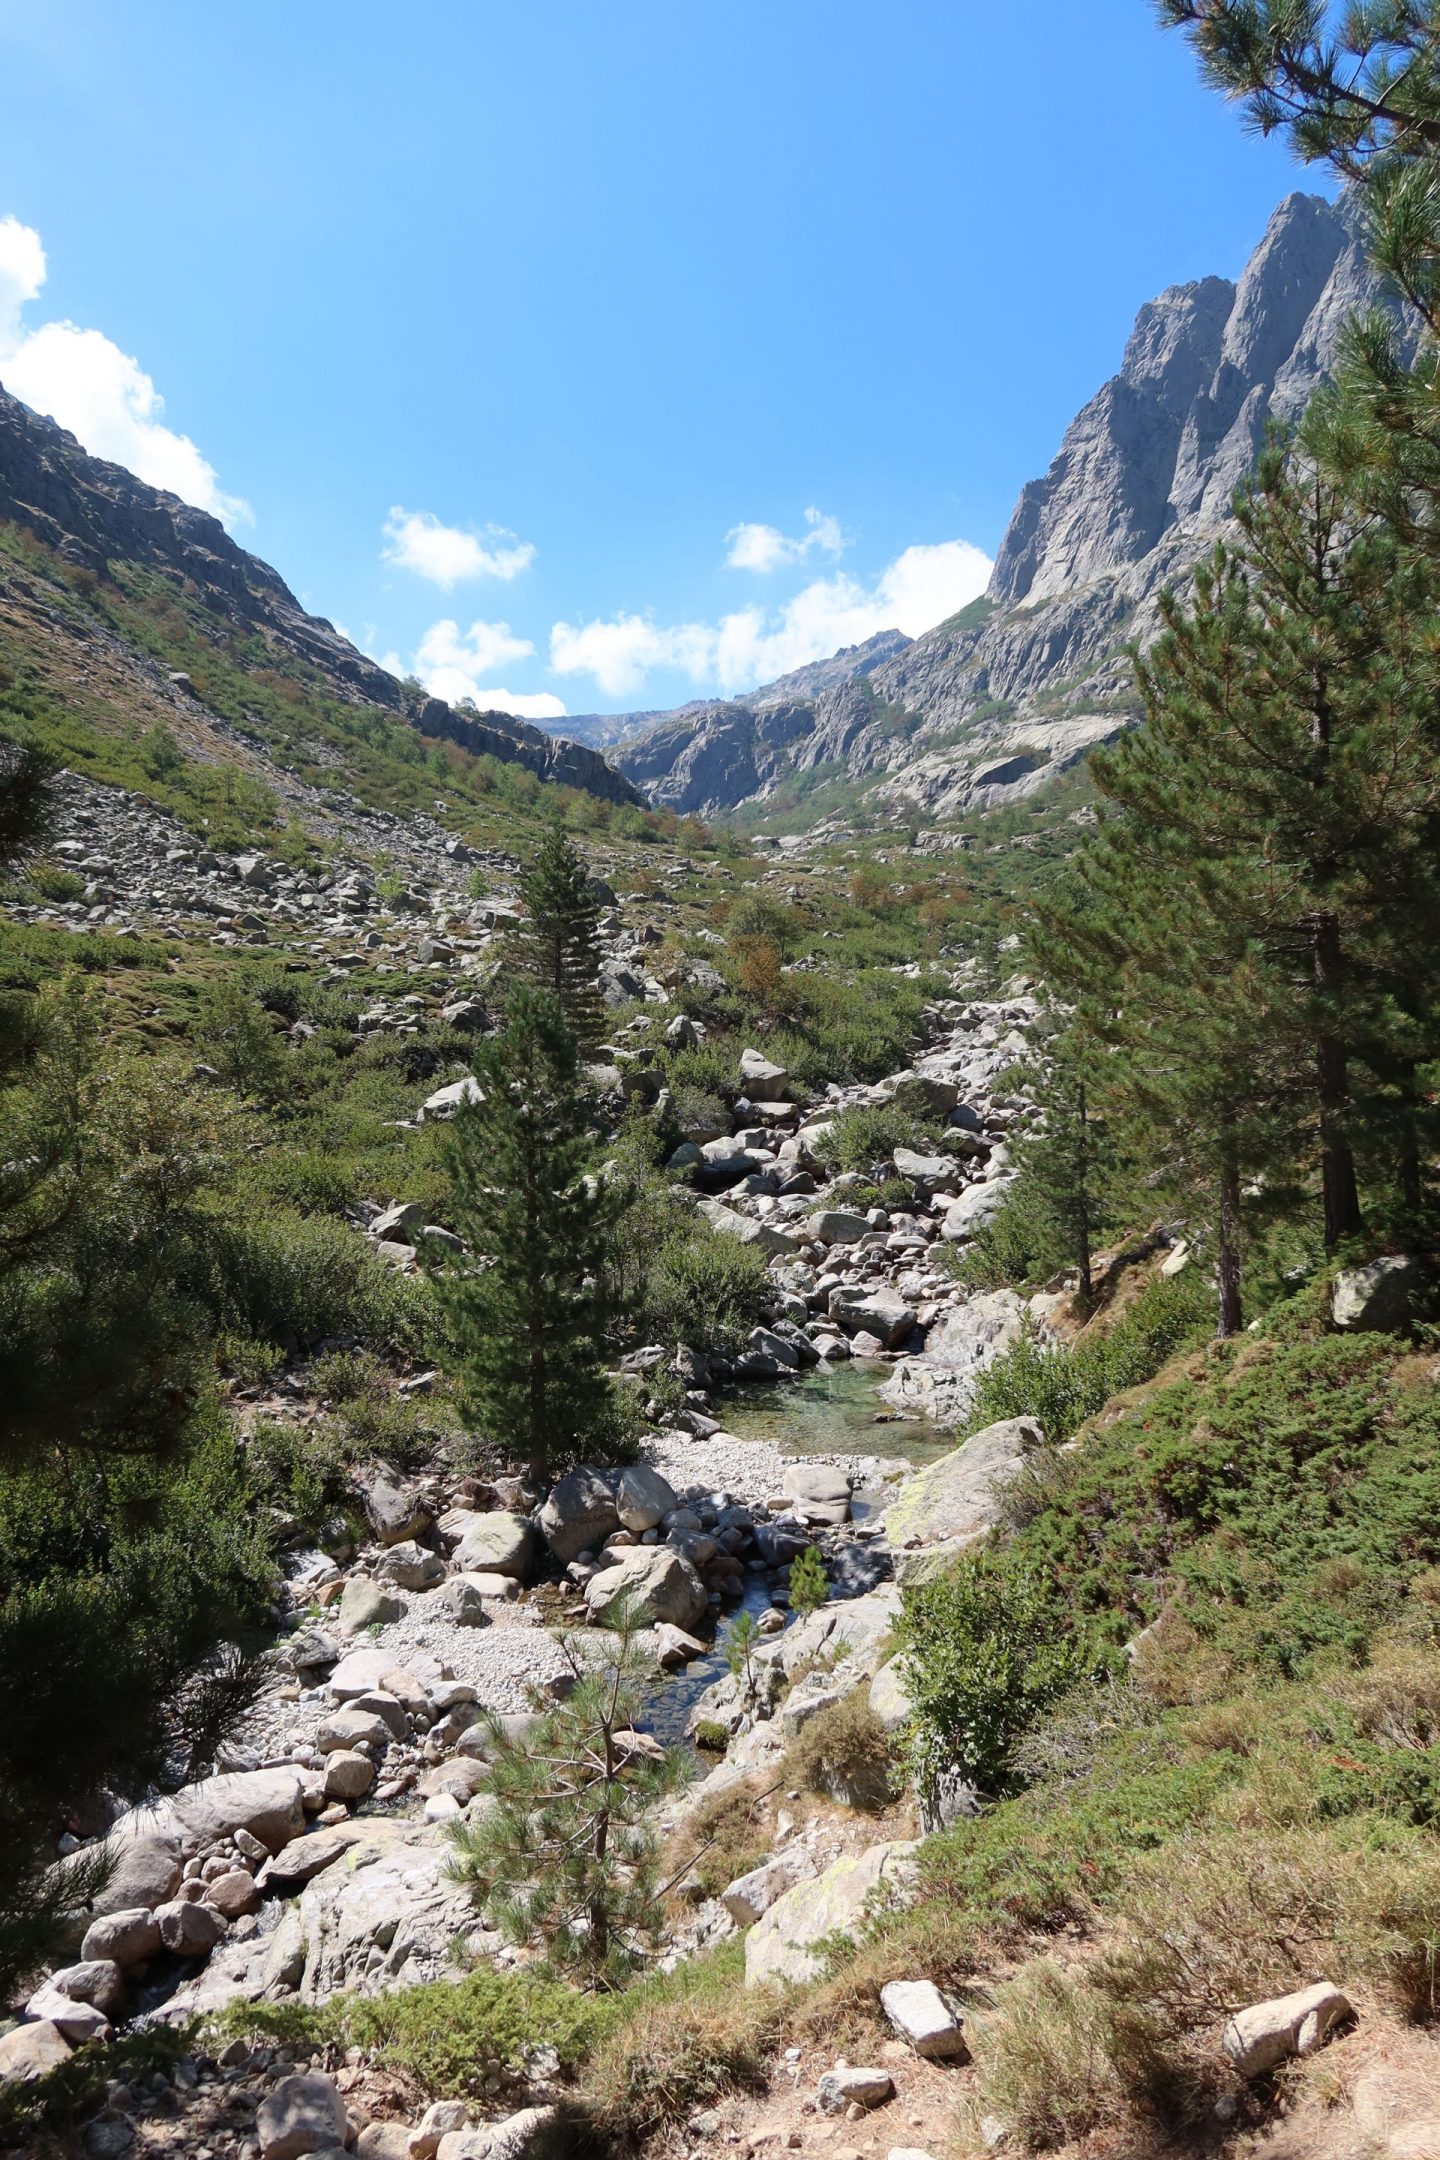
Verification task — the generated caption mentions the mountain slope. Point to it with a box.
[605,191,1408,825]
[0,384,641,811]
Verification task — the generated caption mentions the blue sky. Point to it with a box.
[0,1,1310,720]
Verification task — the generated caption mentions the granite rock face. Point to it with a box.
[605,193,1410,822]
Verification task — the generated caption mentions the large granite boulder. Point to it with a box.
[538,1468,619,1563]
[1332,1255,1425,1333]
[744,1840,918,1986]
[585,1545,708,1629]
[451,1512,538,1580]
[882,1416,1042,1558]
[881,1289,1025,1426]
[827,1285,916,1347]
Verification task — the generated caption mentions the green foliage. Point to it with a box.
[428,989,621,1479]
[207,1203,425,1354]
[196,979,288,1102]
[898,1561,1087,1804]
[967,1273,1209,1444]
[446,1602,688,1982]
[643,1217,769,1354]
[511,818,605,1050]
[783,1691,899,1812]
[788,1544,829,1617]
[725,1609,759,1691]
[812,1101,935,1175]
[212,1964,605,2097]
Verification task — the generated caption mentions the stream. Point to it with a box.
[638,1362,946,1747]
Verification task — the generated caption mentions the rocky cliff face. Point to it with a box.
[0,384,640,806]
[610,191,1408,822]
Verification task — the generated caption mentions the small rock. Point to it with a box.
[324,1750,375,1802]
[409,2101,469,2160]
[256,2071,350,2160]
[1221,1981,1353,2076]
[154,1897,227,1956]
[879,1978,969,2060]
[817,2066,894,2113]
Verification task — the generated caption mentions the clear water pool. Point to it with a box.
[714,1361,953,1465]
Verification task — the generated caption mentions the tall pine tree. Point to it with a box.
[513,819,605,1052]
[428,987,620,1482]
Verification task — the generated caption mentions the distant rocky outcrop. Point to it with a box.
[606,192,1411,821]
[0,383,639,806]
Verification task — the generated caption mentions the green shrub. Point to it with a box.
[247,1417,349,1533]
[784,1692,898,1812]
[643,1221,769,1354]
[811,1102,935,1175]
[898,1560,1087,1803]
[967,1273,1208,1444]
[206,1203,427,1353]
[788,1545,829,1617]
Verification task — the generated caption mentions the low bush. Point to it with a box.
[783,1693,899,1812]
[662,1778,771,1899]
[966,1271,1208,1444]
[205,1203,428,1354]
[898,1561,1087,1804]
[960,1959,1161,2153]
[811,1101,936,1176]
[642,1220,769,1354]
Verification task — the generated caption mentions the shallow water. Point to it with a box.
[715,1360,953,1466]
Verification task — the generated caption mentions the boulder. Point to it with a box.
[888,1072,960,1118]
[317,1707,395,1754]
[694,1197,799,1257]
[941,1180,1012,1241]
[155,1898,227,1956]
[255,1824,367,1893]
[805,1209,871,1247]
[283,1820,479,2002]
[892,1147,961,1188]
[745,1840,918,1987]
[329,1648,426,1702]
[781,1462,850,1526]
[451,1512,538,1580]
[44,1958,125,2019]
[881,1289,1025,1425]
[585,1544,708,1629]
[410,2101,470,2160]
[363,1475,432,1546]
[421,1077,484,1120]
[435,2108,564,2160]
[165,1768,306,1855]
[882,1416,1042,1551]
[1332,1256,1426,1334]
[324,1750,375,1802]
[827,1285,917,1347]
[880,1978,969,2060]
[81,1907,161,1967]
[0,2019,71,2082]
[616,1464,679,1532]
[1221,1981,1353,2077]
[739,1047,792,1097]
[82,1829,182,1917]
[257,2071,349,2160]
[369,1204,426,1246]
[539,1468,619,1563]
[207,1869,262,1919]
[23,1986,111,2045]
[338,1579,404,1633]
[722,1855,806,1925]
[376,1540,445,1591]
[869,1655,914,1733]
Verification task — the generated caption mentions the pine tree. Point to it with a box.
[444,1599,686,1981]
[428,987,620,1481]
[513,818,605,1052]
[1009,1018,1118,1310]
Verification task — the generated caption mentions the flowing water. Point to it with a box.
[714,1360,953,1465]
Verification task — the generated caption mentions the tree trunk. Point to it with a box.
[1397,1057,1423,1219]
[1313,912,1362,1247]
[1217,1131,1243,1340]
[1075,1079,1094,1307]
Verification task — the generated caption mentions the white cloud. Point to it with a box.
[551,536,993,699]
[382,506,536,589]
[725,505,844,573]
[384,615,567,722]
[0,213,251,528]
